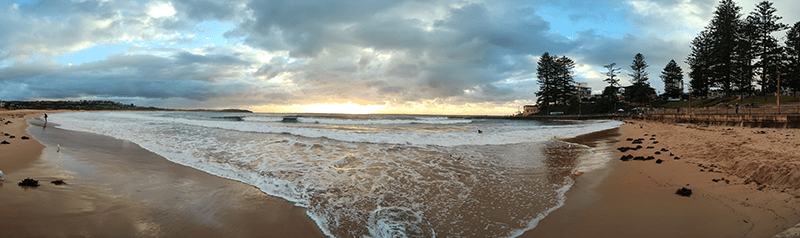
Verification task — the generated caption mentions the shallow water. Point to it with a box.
[48,112,621,237]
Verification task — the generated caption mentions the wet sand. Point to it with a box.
[0,110,324,237]
[526,120,800,238]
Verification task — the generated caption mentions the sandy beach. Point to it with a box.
[0,110,324,237]
[527,120,800,238]
[3,110,800,237]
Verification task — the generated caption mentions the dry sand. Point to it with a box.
[0,110,47,173]
[527,120,800,238]
[0,110,324,237]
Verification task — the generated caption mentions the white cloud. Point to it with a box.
[147,1,176,18]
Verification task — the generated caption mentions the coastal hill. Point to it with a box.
[1,100,252,113]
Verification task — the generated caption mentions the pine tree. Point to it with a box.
[786,21,800,97]
[535,53,576,113]
[688,30,712,98]
[602,63,621,105]
[732,19,757,97]
[625,53,656,104]
[747,1,788,96]
[536,52,556,113]
[661,59,684,99]
[708,0,742,97]
[553,56,577,106]
[629,53,649,85]
[603,63,621,87]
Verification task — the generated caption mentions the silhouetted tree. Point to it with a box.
[708,0,742,97]
[536,52,556,113]
[660,59,684,99]
[536,53,576,113]
[786,21,800,97]
[625,53,656,104]
[747,1,788,96]
[733,19,757,97]
[628,53,649,85]
[688,30,713,98]
[603,63,621,87]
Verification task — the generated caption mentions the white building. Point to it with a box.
[574,82,591,100]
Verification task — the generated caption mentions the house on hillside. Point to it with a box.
[708,89,724,98]
[522,105,539,116]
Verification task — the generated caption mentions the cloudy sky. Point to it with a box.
[1,0,799,114]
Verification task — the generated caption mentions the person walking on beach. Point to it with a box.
[44,113,48,122]
[735,104,739,114]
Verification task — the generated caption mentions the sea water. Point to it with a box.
[49,111,622,237]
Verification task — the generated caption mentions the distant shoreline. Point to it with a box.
[1,100,252,113]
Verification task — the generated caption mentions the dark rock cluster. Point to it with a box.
[711,178,730,184]
[675,187,692,197]
[619,154,658,161]
[18,178,40,187]
[620,154,634,161]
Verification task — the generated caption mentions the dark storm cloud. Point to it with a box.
[0,50,258,101]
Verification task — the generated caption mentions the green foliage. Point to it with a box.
[733,20,757,96]
[708,0,742,96]
[786,21,800,93]
[625,53,656,104]
[624,83,656,105]
[660,59,684,99]
[687,0,792,98]
[734,95,795,104]
[747,1,788,95]
[628,53,649,85]
[688,30,712,98]
[535,52,576,113]
[603,63,621,87]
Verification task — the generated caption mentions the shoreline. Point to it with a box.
[5,110,799,237]
[0,110,325,237]
[526,120,800,238]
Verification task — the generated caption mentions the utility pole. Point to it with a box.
[777,66,781,114]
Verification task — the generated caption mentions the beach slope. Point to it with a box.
[0,110,324,237]
[527,120,800,238]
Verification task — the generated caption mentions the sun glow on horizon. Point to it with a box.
[245,100,526,115]
[296,101,384,114]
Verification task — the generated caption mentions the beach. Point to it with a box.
[2,110,800,237]
[527,120,800,238]
[0,110,324,237]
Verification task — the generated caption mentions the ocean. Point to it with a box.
[49,111,622,237]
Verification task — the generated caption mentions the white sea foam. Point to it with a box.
[54,112,621,147]
[49,111,621,238]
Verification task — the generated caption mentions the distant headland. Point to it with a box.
[0,100,252,113]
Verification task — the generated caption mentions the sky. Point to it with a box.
[1,0,799,115]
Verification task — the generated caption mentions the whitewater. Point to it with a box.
[50,111,622,237]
